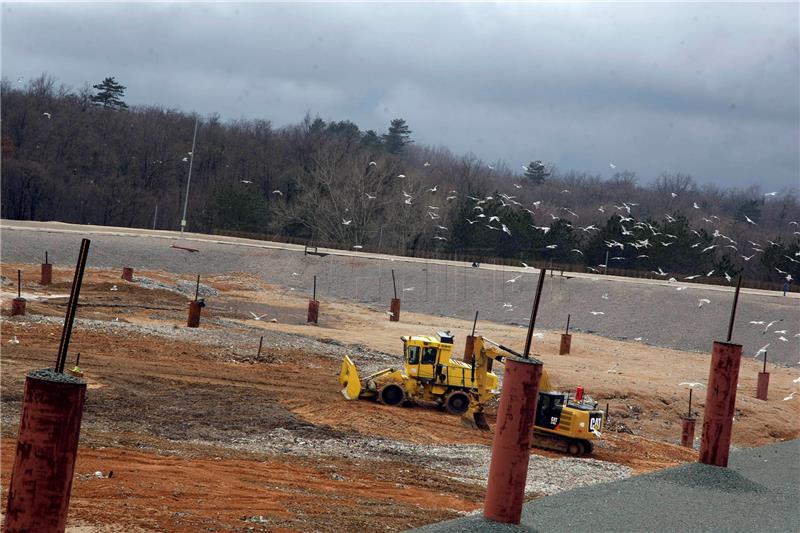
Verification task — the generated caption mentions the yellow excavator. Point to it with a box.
[339,331,604,455]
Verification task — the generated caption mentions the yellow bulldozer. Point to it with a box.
[339,331,604,455]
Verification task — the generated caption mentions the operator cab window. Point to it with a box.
[422,347,438,365]
[407,345,420,365]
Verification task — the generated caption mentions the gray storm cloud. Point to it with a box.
[2,1,798,189]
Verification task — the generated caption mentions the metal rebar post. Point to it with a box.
[195,275,200,302]
[726,275,743,342]
[17,269,21,299]
[257,336,263,357]
[763,351,767,373]
[55,239,91,373]
[313,275,317,301]
[472,311,479,336]
[45,251,49,265]
[391,269,397,299]
[565,313,571,335]
[688,388,693,417]
[522,268,547,359]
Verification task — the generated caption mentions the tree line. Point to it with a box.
[2,73,799,285]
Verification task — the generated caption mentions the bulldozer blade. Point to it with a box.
[339,355,362,400]
[461,411,491,431]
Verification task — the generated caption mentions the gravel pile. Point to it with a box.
[2,227,797,365]
[133,276,219,298]
[224,427,632,496]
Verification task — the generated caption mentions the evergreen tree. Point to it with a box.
[90,77,128,110]
[361,130,383,150]
[382,118,413,154]
[524,160,550,184]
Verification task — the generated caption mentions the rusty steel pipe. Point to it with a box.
[389,298,401,322]
[559,333,572,355]
[680,416,696,448]
[307,299,320,324]
[187,300,202,328]
[11,298,26,317]
[484,356,543,524]
[4,370,87,533]
[756,372,770,401]
[41,263,53,286]
[463,335,476,364]
[121,267,134,282]
[699,341,743,467]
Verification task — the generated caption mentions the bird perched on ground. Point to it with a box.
[698,298,710,308]
[8,335,19,344]
[352,245,363,249]
[590,311,604,316]
[403,287,415,291]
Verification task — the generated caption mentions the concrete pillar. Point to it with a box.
[121,267,134,282]
[484,356,543,525]
[307,299,319,324]
[187,301,202,328]
[756,372,770,401]
[4,369,86,533]
[11,298,26,317]
[40,263,53,286]
[463,335,476,364]
[558,333,572,355]
[389,298,401,322]
[699,341,742,467]
[680,417,696,448]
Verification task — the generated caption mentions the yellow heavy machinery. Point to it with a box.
[339,331,604,455]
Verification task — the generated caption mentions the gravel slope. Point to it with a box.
[413,438,800,533]
[2,224,798,366]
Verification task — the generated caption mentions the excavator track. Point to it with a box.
[530,431,593,456]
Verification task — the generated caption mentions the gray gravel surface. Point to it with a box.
[2,225,798,365]
[204,428,631,497]
[413,438,800,533]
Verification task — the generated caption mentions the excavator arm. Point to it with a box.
[464,336,552,430]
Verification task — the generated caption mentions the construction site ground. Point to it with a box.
[1,260,799,532]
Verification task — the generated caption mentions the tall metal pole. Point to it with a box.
[522,268,547,359]
[153,202,158,230]
[604,250,609,275]
[727,274,742,342]
[180,116,199,233]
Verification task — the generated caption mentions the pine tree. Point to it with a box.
[524,160,550,184]
[382,119,413,154]
[90,77,128,110]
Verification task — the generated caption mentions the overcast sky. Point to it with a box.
[3,2,798,189]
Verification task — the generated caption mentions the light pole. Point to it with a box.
[180,116,199,233]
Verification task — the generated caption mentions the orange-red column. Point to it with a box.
[558,333,572,355]
[389,298,401,322]
[187,301,202,327]
[680,417,696,448]
[699,341,742,467]
[5,369,87,533]
[41,263,53,286]
[756,372,770,400]
[121,267,134,281]
[307,299,319,324]
[11,298,26,316]
[484,356,543,524]
[463,335,476,364]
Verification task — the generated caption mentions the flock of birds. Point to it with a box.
[321,162,799,286]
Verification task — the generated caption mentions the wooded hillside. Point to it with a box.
[2,74,798,285]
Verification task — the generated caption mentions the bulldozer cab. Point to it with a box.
[402,333,454,382]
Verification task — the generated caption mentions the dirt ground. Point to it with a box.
[1,264,798,532]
